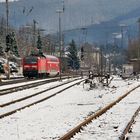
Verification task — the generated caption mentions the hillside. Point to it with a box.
[0,0,140,44]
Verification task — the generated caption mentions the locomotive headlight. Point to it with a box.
[24,65,30,68]
[31,66,37,68]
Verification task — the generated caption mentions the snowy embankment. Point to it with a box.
[0,76,139,140]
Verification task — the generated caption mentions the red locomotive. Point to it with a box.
[22,54,60,78]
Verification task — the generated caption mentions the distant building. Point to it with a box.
[79,43,102,73]
[130,58,140,73]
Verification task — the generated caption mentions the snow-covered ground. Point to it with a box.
[0,76,140,140]
[72,82,140,140]
[0,77,64,90]
[0,78,82,116]
[126,111,140,140]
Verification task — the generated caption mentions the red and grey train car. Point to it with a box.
[22,55,60,78]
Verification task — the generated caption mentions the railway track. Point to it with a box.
[0,76,25,85]
[59,84,140,140]
[0,77,82,107]
[0,73,82,86]
[0,75,79,96]
[0,78,85,119]
[120,106,140,140]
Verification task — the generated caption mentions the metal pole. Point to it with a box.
[113,37,116,74]
[120,24,126,66]
[120,26,124,50]
[137,18,140,72]
[6,0,10,79]
[33,19,37,48]
[57,0,65,80]
[31,19,38,55]
[100,48,103,76]
[57,10,63,80]
[6,0,9,34]
[120,25,124,69]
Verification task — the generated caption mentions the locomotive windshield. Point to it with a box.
[50,58,58,62]
[24,57,38,64]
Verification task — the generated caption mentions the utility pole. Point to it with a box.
[29,19,38,55]
[138,18,140,39]
[120,24,127,66]
[137,18,140,72]
[6,0,9,34]
[56,1,65,80]
[33,19,38,48]
[113,36,116,74]
[120,26,124,50]
[112,33,118,74]
[81,27,87,44]
[5,0,10,79]
[80,27,87,68]
[56,10,63,80]
[100,48,103,76]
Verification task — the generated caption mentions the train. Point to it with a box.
[22,54,60,78]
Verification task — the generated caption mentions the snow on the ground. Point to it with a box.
[0,76,139,140]
[0,78,82,115]
[0,78,74,104]
[127,111,140,140]
[0,77,63,90]
[72,82,140,140]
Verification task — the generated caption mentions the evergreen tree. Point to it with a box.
[5,33,12,52]
[11,32,19,57]
[37,34,43,55]
[5,32,19,57]
[67,40,80,70]
[0,43,4,55]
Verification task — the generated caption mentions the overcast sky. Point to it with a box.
[0,0,140,33]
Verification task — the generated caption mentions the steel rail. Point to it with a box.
[0,73,79,86]
[0,79,85,119]
[0,78,81,107]
[119,106,140,140]
[0,77,26,86]
[0,75,79,96]
[59,85,140,140]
